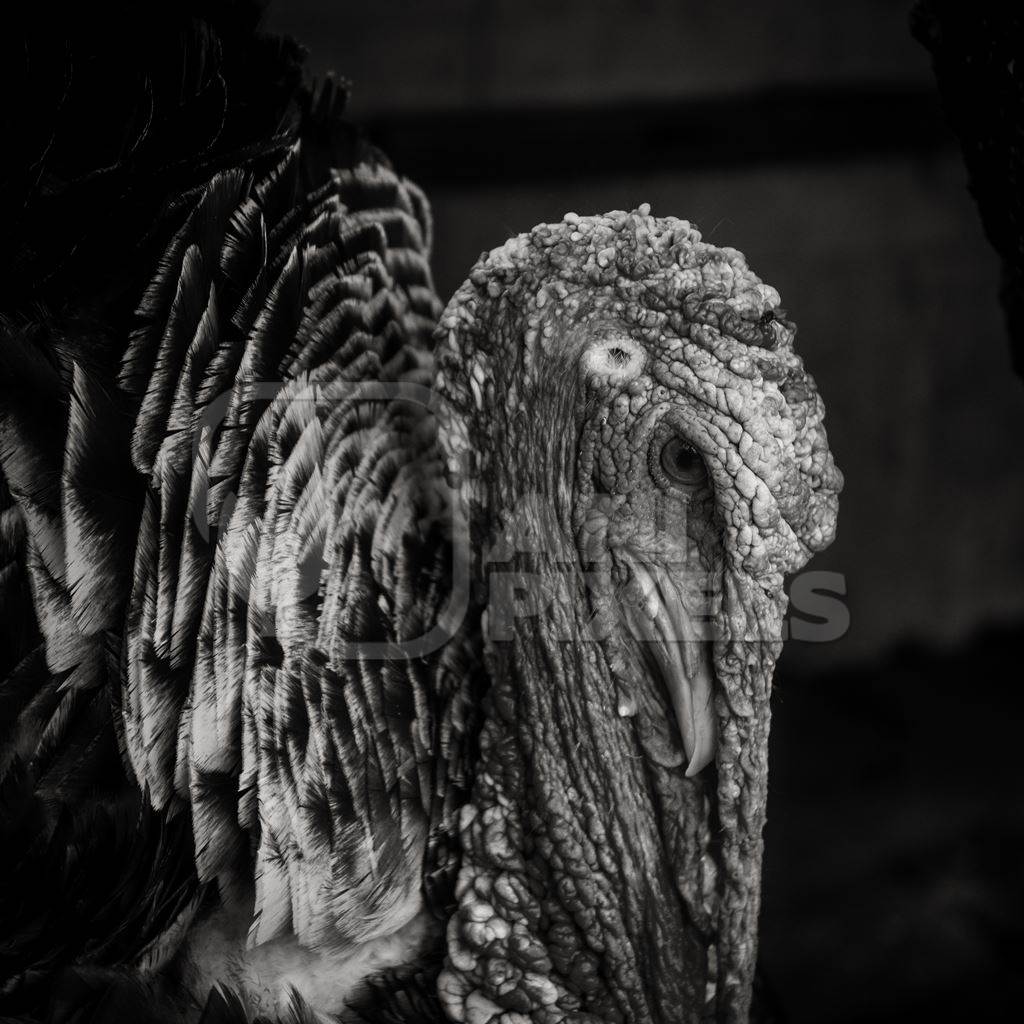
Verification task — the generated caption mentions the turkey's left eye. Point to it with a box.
[659,437,706,488]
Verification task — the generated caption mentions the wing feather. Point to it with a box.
[113,135,483,957]
[2,57,482,1002]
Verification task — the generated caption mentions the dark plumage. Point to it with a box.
[1,5,467,1019]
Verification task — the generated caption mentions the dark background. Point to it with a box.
[266,2,1023,1019]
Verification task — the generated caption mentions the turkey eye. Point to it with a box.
[659,437,706,487]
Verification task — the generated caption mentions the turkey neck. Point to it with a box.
[429,333,715,1020]
[436,526,717,1023]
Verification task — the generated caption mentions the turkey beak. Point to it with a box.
[627,562,717,776]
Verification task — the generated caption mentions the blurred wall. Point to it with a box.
[275,0,929,113]
[268,0,1024,671]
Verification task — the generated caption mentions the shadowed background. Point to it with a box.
[266,2,1024,1019]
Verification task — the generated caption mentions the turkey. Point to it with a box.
[0,4,841,1023]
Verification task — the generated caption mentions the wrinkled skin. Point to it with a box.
[434,207,841,1023]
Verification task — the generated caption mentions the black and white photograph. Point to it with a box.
[1,2,1022,1022]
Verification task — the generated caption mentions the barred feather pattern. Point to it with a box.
[117,144,482,954]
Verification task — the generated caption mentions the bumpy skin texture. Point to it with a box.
[434,208,841,1023]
